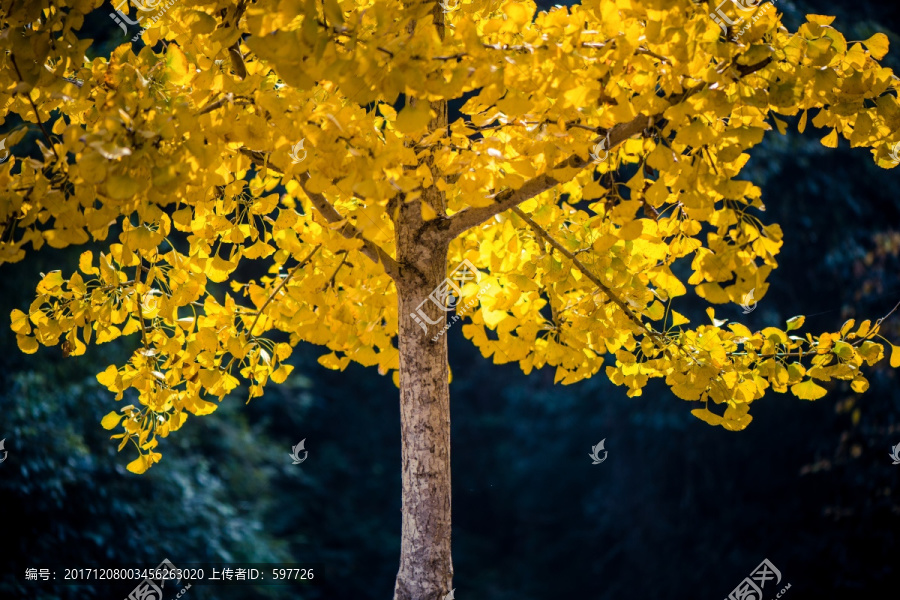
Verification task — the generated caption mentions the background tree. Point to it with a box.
[2,1,900,599]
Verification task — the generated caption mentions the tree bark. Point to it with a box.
[393,4,452,597]
[393,234,453,600]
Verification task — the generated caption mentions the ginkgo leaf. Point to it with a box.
[691,408,724,426]
[791,379,828,400]
[862,33,889,59]
[394,104,432,134]
[786,316,805,331]
[167,45,192,85]
[10,309,30,335]
[891,344,900,368]
[126,453,161,474]
[101,411,124,430]
[16,334,38,354]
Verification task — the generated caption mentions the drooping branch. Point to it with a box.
[235,147,400,281]
[296,174,401,281]
[510,206,668,350]
[246,244,321,337]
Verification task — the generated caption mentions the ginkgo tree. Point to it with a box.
[3,0,900,597]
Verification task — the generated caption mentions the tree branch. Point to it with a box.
[296,174,400,281]
[234,147,400,280]
[439,56,776,241]
[440,115,653,239]
[510,206,668,349]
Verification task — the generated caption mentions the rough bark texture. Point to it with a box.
[393,4,452,598]
[393,236,453,600]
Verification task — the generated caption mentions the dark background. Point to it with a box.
[2,0,900,598]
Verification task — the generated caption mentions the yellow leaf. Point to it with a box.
[244,240,275,259]
[862,32,889,60]
[36,271,65,294]
[806,14,836,26]
[101,411,124,430]
[10,309,31,335]
[786,315,805,331]
[167,45,192,85]
[96,364,120,390]
[394,104,432,134]
[691,408,724,426]
[850,376,869,393]
[318,352,350,370]
[821,129,839,148]
[890,344,900,368]
[106,175,140,200]
[16,334,38,354]
[126,452,161,474]
[421,202,437,221]
[502,1,531,26]
[79,251,99,275]
[207,255,238,283]
[670,311,689,327]
[271,364,294,383]
[791,379,828,400]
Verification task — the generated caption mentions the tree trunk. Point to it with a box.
[394,4,451,596]
[393,233,453,599]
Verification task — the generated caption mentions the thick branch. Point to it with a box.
[442,115,653,239]
[440,56,775,241]
[296,174,400,281]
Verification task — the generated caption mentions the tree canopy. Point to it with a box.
[4,0,900,475]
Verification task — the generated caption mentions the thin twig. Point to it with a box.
[247,244,321,337]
